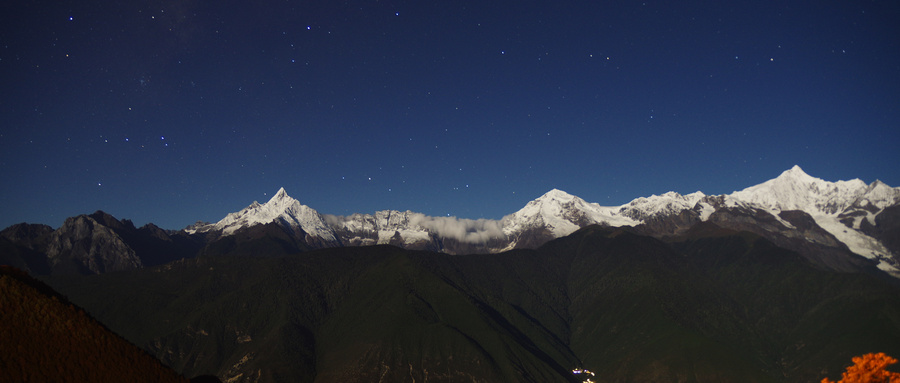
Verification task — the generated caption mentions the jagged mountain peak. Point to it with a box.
[618,191,707,221]
[202,188,336,241]
[730,166,868,214]
[168,169,898,277]
[269,187,292,203]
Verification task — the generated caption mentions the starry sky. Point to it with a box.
[1,0,899,230]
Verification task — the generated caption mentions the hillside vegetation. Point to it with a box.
[40,225,900,382]
[0,265,189,383]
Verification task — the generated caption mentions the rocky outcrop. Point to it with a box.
[45,213,142,274]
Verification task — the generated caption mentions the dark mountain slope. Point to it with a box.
[541,226,774,382]
[670,223,900,381]
[45,246,581,382]
[0,223,53,274]
[197,221,314,258]
[42,224,900,382]
[0,266,189,383]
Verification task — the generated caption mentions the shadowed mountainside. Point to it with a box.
[0,265,191,383]
[41,224,900,382]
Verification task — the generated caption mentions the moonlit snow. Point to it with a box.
[190,166,900,275]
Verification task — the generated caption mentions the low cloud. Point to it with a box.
[324,212,507,243]
[408,214,506,243]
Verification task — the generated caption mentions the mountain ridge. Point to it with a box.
[4,166,898,278]
[184,166,899,276]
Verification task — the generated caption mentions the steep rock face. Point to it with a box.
[45,213,142,274]
[1,214,206,275]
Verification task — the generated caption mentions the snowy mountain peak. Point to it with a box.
[618,191,707,221]
[261,187,300,213]
[503,189,637,238]
[537,188,578,202]
[729,166,867,215]
[782,164,811,178]
[270,187,291,202]
[182,169,898,277]
[190,188,336,241]
[724,167,899,273]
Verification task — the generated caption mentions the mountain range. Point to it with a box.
[5,166,900,382]
[186,165,900,277]
[5,165,896,279]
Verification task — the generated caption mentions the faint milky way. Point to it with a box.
[0,1,898,229]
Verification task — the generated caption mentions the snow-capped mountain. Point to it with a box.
[501,189,636,246]
[728,165,872,215]
[188,187,336,242]
[617,191,709,221]
[723,165,899,273]
[184,166,900,276]
[326,210,434,248]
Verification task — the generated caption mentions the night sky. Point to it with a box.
[2,1,899,230]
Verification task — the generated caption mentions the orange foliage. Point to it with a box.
[822,353,900,383]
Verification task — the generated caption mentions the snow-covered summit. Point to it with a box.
[184,167,899,276]
[728,165,869,215]
[192,188,336,241]
[725,166,899,272]
[618,191,706,221]
[502,189,637,238]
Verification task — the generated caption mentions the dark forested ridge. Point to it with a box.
[0,265,192,383]
[32,224,900,382]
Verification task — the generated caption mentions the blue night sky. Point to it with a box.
[1,1,899,230]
